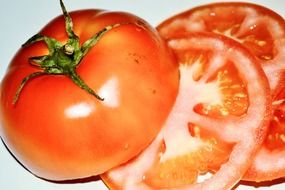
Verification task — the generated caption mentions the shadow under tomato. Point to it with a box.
[45,175,102,184]
[0,138,101,184]
[233,178,285,189]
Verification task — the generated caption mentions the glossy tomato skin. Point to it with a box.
[0,10,179,180]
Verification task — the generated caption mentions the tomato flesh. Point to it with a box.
[158,2,285,95]
[144,126,233,188]
[244,90,285,181]
[158,2,285,182]
[265,98,285,151]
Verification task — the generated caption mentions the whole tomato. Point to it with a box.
[0,1,178,181]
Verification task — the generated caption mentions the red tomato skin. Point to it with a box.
[0,10,179,180]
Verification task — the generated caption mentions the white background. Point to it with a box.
[0,0,284,189]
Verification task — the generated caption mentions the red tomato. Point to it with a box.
[102,33,272,190]
[158,2,285,97]
[0,3,179,181]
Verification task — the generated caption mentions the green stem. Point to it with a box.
[68,69,104,101]
[13,72,46,104]
[60,0,76,38]
[13,0,124,105]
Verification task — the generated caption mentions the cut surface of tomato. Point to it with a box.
[157,2,285,182]
[101,33,271,190]
[244,89,285,181]
[158,2,285,97]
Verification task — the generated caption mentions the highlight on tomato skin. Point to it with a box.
[101,33,272,190]
[0,2,179,181]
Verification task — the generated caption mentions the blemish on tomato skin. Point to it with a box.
[124,143,129,150]
[127,52,147,65]
[134,59,139,64]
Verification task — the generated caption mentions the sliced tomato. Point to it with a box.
[101,33,271,190]
[244,88,285,181]
[157,2,285,97]
[157,2,285,182]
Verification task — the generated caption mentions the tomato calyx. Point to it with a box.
[13,0,122,104]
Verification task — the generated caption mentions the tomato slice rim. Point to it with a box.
[157,2,285,97]
[244,88,285,182]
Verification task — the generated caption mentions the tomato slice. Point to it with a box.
[157,2,285,182]
[244,88,285,181]
[157,2,285,97]
[101,33,271,190]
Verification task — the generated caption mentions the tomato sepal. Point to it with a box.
[13,0,125,104]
